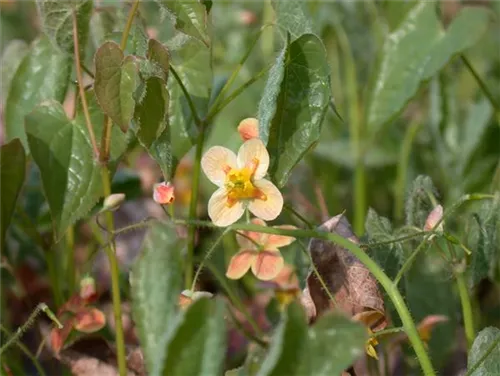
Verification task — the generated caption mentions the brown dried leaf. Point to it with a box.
[302,214,387,331]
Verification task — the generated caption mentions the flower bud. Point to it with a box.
[237,118,259,141]
[79,276,97,301]
[101,193,125,212]
[424,205,444,232]
[153,181,175,205]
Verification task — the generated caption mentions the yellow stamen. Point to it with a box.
[224,160,264,206]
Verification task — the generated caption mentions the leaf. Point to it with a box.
[25,101,102,239]
[405,175,438,228]
[5,36,71,151]
[0,139,26,246]
[134,77,169,149]
[271,0,314,41]
[155,298,226,376]
[258,34,331,187]
[468,327,500,376]
[94,41,138,133]
[148,39,170,80]
[304,214,386,330]
[37,0,93,56]
[0,40,29,107]
[306,313,367,376]
[156,0,209,46]
[257,302,308,376]
[368,3,491,134]
[130,221,184,374]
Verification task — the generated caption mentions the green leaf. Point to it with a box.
[258,34,331,187]
[5,36,71,151]
[94,41,138,133]
[306,313,367,376]
[258,302,308,376]
[405,175,438,228]
[134,77,169,148]
[130,221,184,374]
[468,327,500,376]
[271,0,314,41]
[368,2,491,134]
[156,0,209,46]
[25,101,102,239]
[148,39,170,80]
[37,0,93,56]
[0,40,29,107]
[0,139,26,246]
[155,298,226,376]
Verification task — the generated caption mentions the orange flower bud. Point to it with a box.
[237,118,259,141]
[153,181,175,205]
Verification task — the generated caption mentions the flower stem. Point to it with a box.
[170,66,201,126]
[120,0,140,51]
[100,167,127,376]
[455,269,475,350]
[65,226,76,294]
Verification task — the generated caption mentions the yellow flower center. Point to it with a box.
[224,158,266,207]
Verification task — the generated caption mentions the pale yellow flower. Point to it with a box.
[201,138,283,226]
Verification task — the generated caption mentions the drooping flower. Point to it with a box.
[226,218,296,281]
[153,181,175,205]
[237,118,259,141]
[201,138,283,226]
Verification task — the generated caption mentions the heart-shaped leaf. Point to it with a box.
[367,2,491,134]
[94,41,138,133]
[130,221,184,374]
[37,0,93,56]
[1,40,29,107]
[148,39,170,80]
[25,101,103,239]
[271,0,314,41]
[0,139,26,246]
[5,36,71,151]
[468,327,500,375]
[258,34,331,187]
[154,298,226,376]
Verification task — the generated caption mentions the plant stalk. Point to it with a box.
[455,270,475,350]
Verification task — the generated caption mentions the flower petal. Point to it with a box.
[237,138,269,179]
[153,182,175,204]
[248,179,283,221]
[235,218,268,249]
[266,225,297,249]
[208,188,245,227]
[201,146,237,186]
[251,250,284,281]
[74,308,106,333]
[226,250,256,279]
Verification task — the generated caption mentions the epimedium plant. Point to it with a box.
[1,1,499,376]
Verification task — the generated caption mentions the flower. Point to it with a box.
[201,138,283,226]
[153,181,175,204]
[424,204,444,232]
[365,330,379,359]
[178,290,213,309]
[237,118,259,141]
[226,218,296,281]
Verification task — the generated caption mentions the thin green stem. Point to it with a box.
[120,0,140,51]
[372,326,405,338]
[185,122,206,289]
[394,120,421,221]
[170,66,201,125]
[455,270,475,350]
[100,116,113,163]
[227,308,268,348]
[191,229,230,291]
[465,334,500,376]
[0,326,46,376]
[100,167,127,376]
[394,241,431,286]
[81,64,94,78]
[205,65,270,123]
[72,10,98,158]
[46,247,64,308]
[66,227,76,294]
[175,218,435,376]
[361,231,427,249]
[283,204,314,229]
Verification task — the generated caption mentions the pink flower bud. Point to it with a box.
[153,181,175,205]
[237,118,259,141]
[424,205,444,232]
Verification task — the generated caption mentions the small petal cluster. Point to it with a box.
[153,181,175,205]
[237,117,259,141]
[202,139,283,227]
[226,219,296,281]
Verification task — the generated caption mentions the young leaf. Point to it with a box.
[94,42,138,133]
[468,327,500,375]
[271,0,314,41]
[367,2,491,135]
[257,302,308,376]
[148,39,170,80]
[5,36,71,151]
[37,0,93,56]
[156,0,209,47]
[0,40,29,107]
[130,221,184,374]
[154,298,226,376]
[306,313,366,376]
[0,139,26,246]
[25,102,102,240]
[258,34,331,187]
